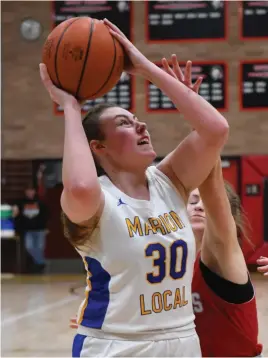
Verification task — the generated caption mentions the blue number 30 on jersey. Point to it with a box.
[145,239,188,284]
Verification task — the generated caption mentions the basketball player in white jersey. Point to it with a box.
[39,18,229,357]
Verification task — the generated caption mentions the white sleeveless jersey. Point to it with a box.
[76,166,196,334]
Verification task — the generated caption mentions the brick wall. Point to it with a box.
[2,1,268,159]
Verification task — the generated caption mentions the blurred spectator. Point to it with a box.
[36,163,46,199]
[13,185,49,274]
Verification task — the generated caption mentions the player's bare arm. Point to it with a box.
[40,64,104,225]
[105,20,229,195]
[198,160,249,284]
[152,56,229,195]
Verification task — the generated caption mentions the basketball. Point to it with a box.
[42,17,124,101]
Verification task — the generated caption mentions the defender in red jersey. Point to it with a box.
[188,162,263,357]
[140,62,264,355]
[161,58,260,358]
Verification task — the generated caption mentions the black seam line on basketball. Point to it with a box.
[76,18,94,99]
[89,35,117,98]
[54,17,80,90]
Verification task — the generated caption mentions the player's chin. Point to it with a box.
[137,144,156,156]
[191,220,205,233]
[139,149,157,163]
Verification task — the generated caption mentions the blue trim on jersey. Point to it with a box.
[81,256,111,329]
[72,334,87,357]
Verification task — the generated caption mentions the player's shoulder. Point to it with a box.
[146,165,179,191]
[146,164,170,183]
[98,175,118,199]
[98,174,111,189]
[147,165,187,203]
[97,175,129,218]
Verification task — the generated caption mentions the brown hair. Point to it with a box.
[82,102,116,142]
[62,103,117,247]
[224,181,253,247]
[61,211,100,249]
[82,102,117,170]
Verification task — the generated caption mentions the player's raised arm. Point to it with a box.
[39,64,103,225]
[154,56,229,195]
[198,160,249,284]
[105,19,229,195]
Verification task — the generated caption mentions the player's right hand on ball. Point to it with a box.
[104,18,150,76]
[39,63,79,109]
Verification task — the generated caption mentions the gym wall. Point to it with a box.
[2,1,268,159]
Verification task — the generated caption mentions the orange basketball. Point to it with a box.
[42,17,124,101]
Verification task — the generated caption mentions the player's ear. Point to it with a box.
[90,139,106,155]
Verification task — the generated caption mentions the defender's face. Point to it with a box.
[187,189,206,234]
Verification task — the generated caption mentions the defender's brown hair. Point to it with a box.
[224,181,252,247]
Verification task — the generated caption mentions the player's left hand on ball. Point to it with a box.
[103,18,150,76]
[161,54,203,94]
[257,256,268,276]
[69,316,78,329]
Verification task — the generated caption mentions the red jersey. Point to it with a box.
[192,258,262,357]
